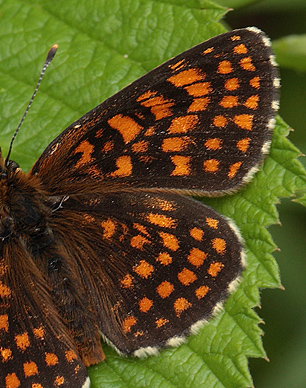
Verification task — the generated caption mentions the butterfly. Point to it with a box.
[0,27,279,388]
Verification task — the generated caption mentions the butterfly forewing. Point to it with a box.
[31,28,278,197]
[1,27,279,387]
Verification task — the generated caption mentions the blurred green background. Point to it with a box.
[220,0,306,387]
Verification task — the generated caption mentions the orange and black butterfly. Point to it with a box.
[0,27,279,387]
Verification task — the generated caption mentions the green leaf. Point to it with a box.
[1,1,306,388]
[213,0,260,9]
[273,35,306,72]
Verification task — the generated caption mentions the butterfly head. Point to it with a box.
[0,148,20,179]
[0,151,46,244]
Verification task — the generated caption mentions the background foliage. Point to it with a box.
[224,2,306,387]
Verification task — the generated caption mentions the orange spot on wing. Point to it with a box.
[23,361,38,377]
[5,373,20,388]
[0,314,9,332]
[195,285,210,299]
[218,60,233,74]
[0,348,12,361]
[108,114,143,143]
[205,138,222,150]
[250,76,260,89]
[178,268,197,286]
[240,56,256,71]
[101,218,116,239]
[203,159,219,172]
[219,95,239,108]
[139,95,174,120]
[174,298,191,317]
[133,223,149,236]
[171,155,191,176]
[111,155,132,177]
[15,332,30,351]
[203,47,214,54]
[168,68,204,87]
[147,213,177,228]
[206,217,219,229]
[137,90,157,101]
[162,136,191,152]
[123,316,137,333]
[157,281,174,298]
[213,115,227,127]
[170,59,185,70]
[65,350,78,363]
[154,198,175,211]
[188,97,210,112]
[237,138,250,153]
[188,248,207,267]
[133,260,154,279]
[156,318,169,328]
[159,232,179,251]
[74,140,94,168]
[234,114,253,130]
[208,262,224,277]
[244,95,259,109]
[55,376,65,386]
[144,126,156,136]
[45,352,58,366]
[134,331,144,337]
[189,227,204,241]
[168,115,198,134]
[156,252,173,265]
[212,238,226,255]
[231,35,241,41]
[131,235,150,250]
[228,161,242,178]
[0,281,11,297]
[32,326,45,339]
[132,140,148,153]
[119,223,129,243]
[120,274,134,289]
[139,297,153,313]
[185,82,212,97]
[225,77,239,91]
[234,44,248,54]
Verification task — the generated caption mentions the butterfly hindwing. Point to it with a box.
[47,190,244,356]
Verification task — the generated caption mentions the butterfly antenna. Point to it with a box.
[5,44,58,167]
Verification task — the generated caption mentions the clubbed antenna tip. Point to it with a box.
[46,44,58,64]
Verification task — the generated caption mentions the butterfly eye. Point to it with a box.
[6,160,19,173]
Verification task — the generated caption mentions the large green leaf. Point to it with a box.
[0,1,305,387]
[273,35,306,72]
